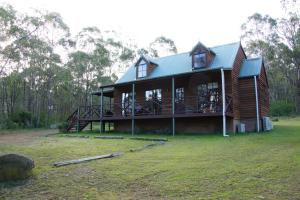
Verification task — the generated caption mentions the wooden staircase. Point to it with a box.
[66,109,88,132]
[66,106,101,132]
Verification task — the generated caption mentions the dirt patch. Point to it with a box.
[0,129,57,145]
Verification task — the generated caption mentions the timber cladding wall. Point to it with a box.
[231,45,247,120]
[240,118,261,132]
[238,77,257,119]
[114,117,233,134]
[259,66,269,117]
[176,117,233,133]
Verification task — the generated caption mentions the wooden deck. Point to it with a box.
[79,111,233,121]
[66,93,233,131]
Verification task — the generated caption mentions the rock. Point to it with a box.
[0,154,35,181]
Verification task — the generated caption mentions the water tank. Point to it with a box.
[237,123,246,133]
[262,117,273,131]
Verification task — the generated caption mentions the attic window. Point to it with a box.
[193,53,206,68]
[138,61,147,78]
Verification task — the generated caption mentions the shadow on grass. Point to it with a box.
[0,178,31,189]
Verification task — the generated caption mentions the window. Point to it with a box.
[145,89,162,101]
[175,87,184,103]
[197,82,220,113]
[122,92,132,116]
[193,53,206,68]
[145,89,162,115]
[138,60,147,78]
[208,82,218,90]
[175,87,185,113]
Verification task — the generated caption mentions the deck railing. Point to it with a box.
[76,94,233,120]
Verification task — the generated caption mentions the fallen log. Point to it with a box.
[130,137,168,142]
[94,136,124,139]
[53,152,123,167]
[129,141,165,152]
[61,135,89,138]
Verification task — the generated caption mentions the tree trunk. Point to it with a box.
[297,69,300,113]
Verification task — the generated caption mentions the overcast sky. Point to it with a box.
[1,0,285,52]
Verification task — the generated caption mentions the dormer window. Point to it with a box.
[135,55,158,79]
[190,41,215,69]
[193,53,206,68]
[138,60,147,78]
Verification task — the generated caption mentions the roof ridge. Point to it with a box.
[209,41,240,49]
[151,51,189,61]
[151,41,240,61]
[246,56,262,60]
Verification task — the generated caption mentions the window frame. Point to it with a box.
[145,89,162,101]
[193,52,207,69]
[121,92,133,116]
[138,63,147,78]
[197,82,220,113]
[175,87,184,103]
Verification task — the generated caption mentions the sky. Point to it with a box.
[1,0,285,53]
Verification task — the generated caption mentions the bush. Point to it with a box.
[270,101,295,116]
[11,111,32,128]
[4,119,19,129]
[58,122,68,133]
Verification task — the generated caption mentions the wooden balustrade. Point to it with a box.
[72,94,233,120]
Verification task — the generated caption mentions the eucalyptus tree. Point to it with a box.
[137,36,178,58]
[0,4,72,127]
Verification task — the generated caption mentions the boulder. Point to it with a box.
[0,154,35,181]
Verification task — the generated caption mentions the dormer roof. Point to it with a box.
[134,55,158,67]
[190,41,216,56]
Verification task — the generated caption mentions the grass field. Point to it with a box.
[0,118,300,199]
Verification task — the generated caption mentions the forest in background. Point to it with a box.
[0,0,299,129]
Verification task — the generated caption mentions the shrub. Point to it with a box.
[58,122,68,133]
[4,119,19,129]
[270,101,295,116]
[11,111,32,128]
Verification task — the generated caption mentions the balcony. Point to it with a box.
[75,92,233,121]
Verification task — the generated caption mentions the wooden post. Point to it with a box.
[100,88,103,133]
[221,68,228,137]
[109,97,112,112]
[90,93,93,122]
[131,83,135,136]
[77,107,80,133]
[172,77,175,136]
[254,76,260,132]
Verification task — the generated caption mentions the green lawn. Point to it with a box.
[0,118,300,199]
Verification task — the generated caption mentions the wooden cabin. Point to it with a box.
[66,41,270,135]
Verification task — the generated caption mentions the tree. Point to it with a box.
[137,36,178,58]
[0,4,179,128]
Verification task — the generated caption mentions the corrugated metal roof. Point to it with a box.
[116,42,241,84]
[239,57,262,78]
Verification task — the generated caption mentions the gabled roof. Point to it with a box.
[190,41,216,56]
[134,55,158,66]
[239,57,263,78]
[116,42,241,84]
